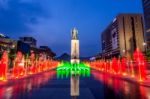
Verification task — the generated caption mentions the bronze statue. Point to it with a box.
[72,28,78,39]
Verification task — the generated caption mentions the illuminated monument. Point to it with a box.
[71,28,80,98]
[71,28,80,64]
[56,28,90,98]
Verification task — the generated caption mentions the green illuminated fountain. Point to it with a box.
[57,62,90,78]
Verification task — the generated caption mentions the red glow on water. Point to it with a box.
[0,71,55,99]
[92,70,150,99]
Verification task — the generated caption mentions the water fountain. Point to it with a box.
[133,48,147,82]
[130,60,135,77]
[0,51,8,81]
[57,62,90,78]
[121,57,127,76]
[112,57,119,75]
[29,52,36,74]
[13,51,25,78]
[38,53,44,72]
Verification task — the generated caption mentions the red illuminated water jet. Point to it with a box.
[0,50,59,81]
[13,51,25,78]
[121,57,127,76]
[133,48,147,82]
[0,51,8,81]
[89,48,147,83]
[112,58,119,75]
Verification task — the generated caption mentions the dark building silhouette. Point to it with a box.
[19,37,37,48]
[39,46,56,58]
[17,41,30,54]
[19,37,38,53]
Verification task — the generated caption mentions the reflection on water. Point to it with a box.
[0,71,55,99]
[92,70,150,99]
[1,70,150,99]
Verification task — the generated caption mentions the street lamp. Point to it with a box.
[123,49,125,53]
[122,49,126,57]
[142,42,147,53]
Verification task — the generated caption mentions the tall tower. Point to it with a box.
[71,28,80,63]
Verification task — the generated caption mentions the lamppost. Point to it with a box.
[122,49,126,58]
[143,42,147,54]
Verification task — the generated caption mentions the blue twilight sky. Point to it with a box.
[0,0,143,57]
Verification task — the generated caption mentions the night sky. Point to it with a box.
[0,0,143,57]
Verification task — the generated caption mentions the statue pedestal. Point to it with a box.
[71,40,79,59]
[71,59,80,64]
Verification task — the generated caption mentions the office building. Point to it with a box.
[39,46,56,58]
[19,37,37,48]
[101,14,145,58]
[0,33,17,53]
[142,0,150,49]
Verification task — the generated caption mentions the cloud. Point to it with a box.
[0,0,49,37]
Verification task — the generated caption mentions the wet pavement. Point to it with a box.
[0,70,150,99]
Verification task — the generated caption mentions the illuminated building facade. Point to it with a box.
[101,14,145,58]
[0,33,17,53]
[142,0,150,49]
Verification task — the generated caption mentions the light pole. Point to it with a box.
[143,42,147,54]
[123,49,126,58]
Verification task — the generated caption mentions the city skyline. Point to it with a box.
[0,0,143,57]
[0,1,150,99]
